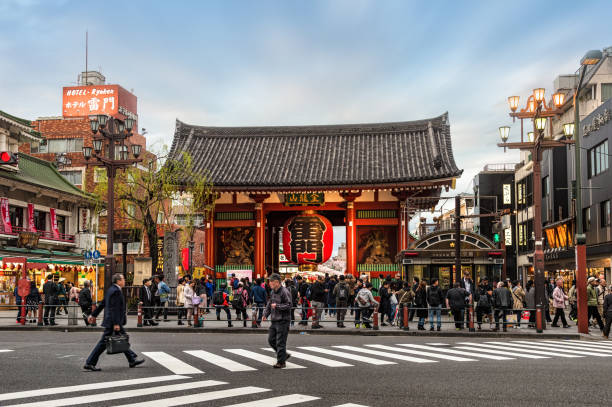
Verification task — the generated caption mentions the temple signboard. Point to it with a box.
[283,193,324,207]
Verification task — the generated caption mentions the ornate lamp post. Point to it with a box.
[498,49,602,333]
[82,114,142,291]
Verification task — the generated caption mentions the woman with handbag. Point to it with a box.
[184,280,195,327]
[177,278,186,326]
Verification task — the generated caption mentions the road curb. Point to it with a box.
[0,326,596,340]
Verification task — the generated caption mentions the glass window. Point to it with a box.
[601,200,611,227]
[33,210,46,231]
[56,215,66,235]
[8,206,23,229]
[588,141,609,178]
[59,170,83,185]
[542,176,549,197]
[602,83,612,103]
[47,138,83,153]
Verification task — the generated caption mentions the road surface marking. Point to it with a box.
[0,375,188,402]
[426,343,449,346]
[454,344,548,359]
[397,344,514,360]
[114,386,270,407]
[224,349,305,369]
[262,348,353,367]
[185,350,257,372]
[142,351,204,374]
[538,341,612,354]
[566,339,612,347]
[0,350,13,353]
[335,345,436,363]
[509,341,612,356]
[367,344,475,362]
[559,340,612,350]
[220,394,320,406]
[332,404,370,407]
[4,380,225,407]
[298,346,396,365]
[484,342,583,357]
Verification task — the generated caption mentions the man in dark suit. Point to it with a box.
[43,274,58,326]
[139,278,157,326]
[83,273,144,371]
[459,270,474,328]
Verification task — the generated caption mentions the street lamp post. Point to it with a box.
[83,114,143,291]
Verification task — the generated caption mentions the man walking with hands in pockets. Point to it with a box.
[262,273,292,368]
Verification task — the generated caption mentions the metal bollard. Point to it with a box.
[468,303,475,332]
[536,305,543,333]
[137,302,143,327]
[251,307,257,328]
[312,304,318,328]
[402,304,409,331]
[193,305,199,327]
[373,306,379,331]
[37,302,44,326]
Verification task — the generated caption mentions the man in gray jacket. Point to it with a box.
[263,273,293,368]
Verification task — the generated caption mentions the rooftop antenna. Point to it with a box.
[85,30,88,85]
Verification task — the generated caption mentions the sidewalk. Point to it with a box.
[0,310,607,340]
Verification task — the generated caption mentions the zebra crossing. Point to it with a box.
[0,375,361,407]
[140,339,612,376]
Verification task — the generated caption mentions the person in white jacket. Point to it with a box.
[183,280,195,327]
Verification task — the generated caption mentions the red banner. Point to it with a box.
[50,208,59,239]
[0,198,11,233]
[27,203,36,232]
[181,248,190,272]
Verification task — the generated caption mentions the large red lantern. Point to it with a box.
[282,212,333,265]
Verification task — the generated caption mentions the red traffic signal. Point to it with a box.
[0,151,18,165]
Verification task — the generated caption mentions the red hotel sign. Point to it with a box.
[62,85,138,120]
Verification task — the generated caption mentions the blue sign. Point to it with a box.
[84,251,92,260]
[92,250,101,260]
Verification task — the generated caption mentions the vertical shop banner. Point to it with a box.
[0,198,11,233]
[50,208,60,239]
[181,248,190,272]
[27,203,36,232]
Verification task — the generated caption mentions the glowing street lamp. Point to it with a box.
[498,126,510,142]
[508,96,520,112]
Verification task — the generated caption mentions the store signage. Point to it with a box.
[282,212,333,264]
[27,203,36,232]
[504,228,512,246]
[0,198,11,233]
[503,184,512,205]
[62,84,138,121]
[96,237,107,256]
[50,208,59,239]
[156,237,164,273]
[79,208,91,232]
[283,193,324,207]
[17,232,39,249]
[583,108,611,137]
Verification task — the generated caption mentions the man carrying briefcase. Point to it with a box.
[83,273,144,371]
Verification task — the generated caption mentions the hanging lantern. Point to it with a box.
[282,211,333,265]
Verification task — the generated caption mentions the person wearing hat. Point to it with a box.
[262,273,292,368]
[587,277,604,332]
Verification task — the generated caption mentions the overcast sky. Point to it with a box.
[2,0,612,216]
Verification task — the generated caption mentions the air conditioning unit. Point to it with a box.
[402,259,413,265]
[494,259,504,264]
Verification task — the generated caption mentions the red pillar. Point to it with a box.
[342,192,360,277]
[576,244,588,334]
[250,194,269,278]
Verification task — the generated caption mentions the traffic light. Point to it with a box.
[493,232,500,243]
[0,151,18,165]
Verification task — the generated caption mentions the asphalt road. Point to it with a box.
[1,331,611,407]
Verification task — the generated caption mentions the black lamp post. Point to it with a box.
[83,114,142,291]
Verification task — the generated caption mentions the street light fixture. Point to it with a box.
[84,115,143,291]
[552,92,565,108]
[534,117,547,132]
[563,123,575,139]
[533,88,546,102]
[527,131,535,143]
[508,96,520,112]
[498,126,510,142]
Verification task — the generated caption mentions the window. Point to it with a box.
[199,243,204,253]
[94,168,107,183]
[59,170,83,186]
[47,138,83,153]
[542,176,549,197]
[8,206,23,229]
[602,83,612,103]
[588,140,609,178]
[33,210,46,231]
[601,200,611,227]
[174,214,204,226]
[56,215,66,235]
[583,207,591,232]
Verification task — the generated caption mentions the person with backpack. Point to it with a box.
[492,281,512,332]
[356,283,378,329]
[252,278,268,328]
[446,282,470,330]
[333,275,349,328]
[426,278,444,331]
[326,275,337,317]
[213,284,233,327]
[310,276,326,329]
[232,282,249,322]
[474,277,493,330]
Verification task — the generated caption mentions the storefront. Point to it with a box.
[398,230,503,290]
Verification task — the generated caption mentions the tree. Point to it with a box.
[93,147,215,273]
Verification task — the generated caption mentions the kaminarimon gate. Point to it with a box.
[168,113,462,283]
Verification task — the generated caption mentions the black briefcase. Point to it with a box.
[105,333,130,354]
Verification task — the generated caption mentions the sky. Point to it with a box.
[2,0,612,222]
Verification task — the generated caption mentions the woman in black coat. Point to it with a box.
[26,281,41,323]
[414,280,428,330]
[378,281,392,325]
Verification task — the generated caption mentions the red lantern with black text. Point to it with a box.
[282,212,333,265]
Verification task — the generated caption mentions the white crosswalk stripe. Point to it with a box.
[538,340,612,354]
[114,386,270,407]
[224,349,305,369]
[558,340,612,350]
[143,351,204,374]
[483,342,583,357]
[220,394,320,406]
[333,345,437,363]
[0,375,189,403]
[566,339,612,347]
[0,350,13,353]
[185,350,258,372]
[367,344,476,361]
[397,344,514,360]
[333,404,371,407]
[262,348,353,367]
[509,341,612,356]
[298,346,397,365]
[453,343,548,359]
[4,380,226,407]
